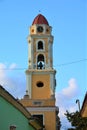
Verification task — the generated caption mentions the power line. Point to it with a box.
[54,58,87,67]
[0,58,87,70]
[0,67,27,71]
[0,68,26,70]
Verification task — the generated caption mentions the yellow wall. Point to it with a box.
[30,25,51,35]
[44,111,56,130]
[30,110,56,130]
[32,74,50,99]
[20,99,55,107]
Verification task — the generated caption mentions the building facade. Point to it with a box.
[81,92,87,117]
[20,14,60,130]
[0,85,42,130]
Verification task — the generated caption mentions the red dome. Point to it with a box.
[32,14,49,25]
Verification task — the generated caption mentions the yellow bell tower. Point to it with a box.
[20,14,59,130]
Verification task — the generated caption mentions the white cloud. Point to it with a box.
[0,63,25,98]
[56,78,80,129]
[9,63,17,70]
[0,63,8,86]
[62,78,78,98]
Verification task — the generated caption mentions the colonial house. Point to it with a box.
[0,85,42,130]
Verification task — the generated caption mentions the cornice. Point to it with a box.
[28,34,53,39]
[26,106,57,112]
[25,69,56,75]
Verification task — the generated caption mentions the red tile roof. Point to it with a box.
[32,14,49,25]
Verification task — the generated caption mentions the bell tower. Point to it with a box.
[20,14,59,130]
[26,14,56,100]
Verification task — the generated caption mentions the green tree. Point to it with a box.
[65,111,87,130]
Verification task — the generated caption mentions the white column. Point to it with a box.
[48,41,51,68]
[26,73,32,98]
[50,73,55,96]
[28,43,31,68]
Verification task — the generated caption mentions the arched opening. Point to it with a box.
[37,54,45,69]
[38,41,43,50]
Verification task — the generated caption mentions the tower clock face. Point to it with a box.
[37,26,43,32]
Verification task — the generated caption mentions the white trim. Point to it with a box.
[28,43,31,67]
[28,37,34,69]
[31,41,34,69]
[48,37,53,68]
[26,69,56,75]
[50,73,55,95]
[48,40,50,67]
[26,107,56,112]
[26,74,32,98]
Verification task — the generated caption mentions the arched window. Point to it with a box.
[37,54,45,69]
[38,41,43,50]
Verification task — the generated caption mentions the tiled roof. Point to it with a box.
[32,14,49,25]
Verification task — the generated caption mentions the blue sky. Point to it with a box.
[0,0,87,129]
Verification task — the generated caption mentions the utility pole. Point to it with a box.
[76,99,80,112]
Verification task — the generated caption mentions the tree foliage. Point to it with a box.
[65,111,87,130]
